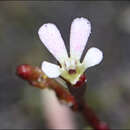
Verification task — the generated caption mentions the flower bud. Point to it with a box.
[73,74,86,87]
[16,64,33,80]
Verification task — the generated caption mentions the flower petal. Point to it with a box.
[83,47,103,68]
[70,17,91,60]
[42,61,61,78]
[38,23,68,63]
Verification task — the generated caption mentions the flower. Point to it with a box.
[38,17,103,86]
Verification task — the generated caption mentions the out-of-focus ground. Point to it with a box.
[0,1,130,129]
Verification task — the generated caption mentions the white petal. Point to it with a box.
[83,47,103,68]
[41,61,61,78]
[70,17,91,60]
[38,23,68,63]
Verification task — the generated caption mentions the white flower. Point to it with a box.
[38,17,103,85]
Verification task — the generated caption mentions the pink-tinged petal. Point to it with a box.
[83,47,103,68]
[70,17,91,60]
[41,61,61,78]
[38,23,68,63]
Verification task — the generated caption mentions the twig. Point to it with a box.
[16,64,110,130]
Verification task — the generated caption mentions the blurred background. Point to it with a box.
[0,1,130,129]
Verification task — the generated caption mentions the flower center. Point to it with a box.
[64,58,76,72]
[68,69,76,74]
[60,57,86,85]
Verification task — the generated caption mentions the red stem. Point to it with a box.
[78,100,110,130]
[16,64,110,130]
